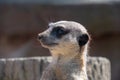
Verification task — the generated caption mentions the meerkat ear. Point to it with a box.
[77,34,89,46]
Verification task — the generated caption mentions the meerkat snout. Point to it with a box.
[38,34,43,40]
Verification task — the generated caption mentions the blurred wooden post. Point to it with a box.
[0,57,111,80]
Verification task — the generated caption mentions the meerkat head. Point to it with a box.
[38,21,90,58]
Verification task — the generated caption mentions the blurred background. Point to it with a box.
[0,0,120,80]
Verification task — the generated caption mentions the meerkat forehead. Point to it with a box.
[49,21,88,34]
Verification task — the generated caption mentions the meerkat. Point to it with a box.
[38,21,90,80]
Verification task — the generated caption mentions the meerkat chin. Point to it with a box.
[38,20,90,80]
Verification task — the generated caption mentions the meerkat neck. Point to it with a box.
[50,45,88,68]
[50,47,88,80]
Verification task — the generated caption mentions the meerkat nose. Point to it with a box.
[38,34,44,40]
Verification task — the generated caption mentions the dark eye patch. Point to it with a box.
[51,26,70,38]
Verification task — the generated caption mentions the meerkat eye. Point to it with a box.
[51,26,70,38]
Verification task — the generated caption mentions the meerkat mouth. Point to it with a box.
[40,40,58,47]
